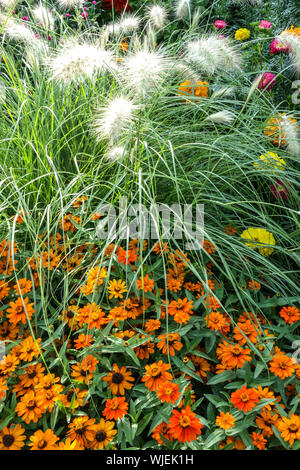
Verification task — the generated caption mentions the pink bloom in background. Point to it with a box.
[215,20,227,29]
[270,38,290,54]
[259,20,272,29]
[22,16,29,21]
[270,179,290,200]
[258,72,276,91]
[81,11,88,19]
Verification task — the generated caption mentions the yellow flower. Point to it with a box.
[107,279,127,300]
[240,228,276,257]
[178,80,209,101]
[254,151,286,172]
[235,28,250,41]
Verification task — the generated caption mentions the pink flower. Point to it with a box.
[22,16,29,21]
[270,38,290,55]
[258,72,276,91]
[81,11,88,19]
[214,20,227,30]
[270,179,290,200]
[259,20,272,29]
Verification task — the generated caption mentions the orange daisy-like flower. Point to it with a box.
[156,381,181,404]
[216,412,236,430]
[136,274,155,293]
[117,247,137,265]
[61,387,88,410]
[71,356,98,385]
[269,352,295,379]
[0,281,10,301]
[279,306,300,324]
[61,305,79,328]
[13,278,33,296]
[77,302,106,329]
[16,390,45,424]
[144,318,161,333]
[251,431,267,450]
[277,414,300,446]
[142,360,173,392]
[231,385,260,412]
[102,364,134,395]
[74,333,94,350]
[168,298,194,324]
[81,266,107,296]
[178,79,209,101]
[6,296,35,325]
[67,415,96,448]
[152,422,173,445]
[89,419,117,450]
[157,332,183,356]
[134,336,155,360]
[233,320,258,345]
[107,279,127,299]
[0,377,8,401]
[58,438,84,450]
[168,406,203,443]
[248,280,261,291]
[29,429,59,450]
[15,363,45,392]
[255,409,278,437]
[0,424,26,450]
[191,355,211,380]
[205,311,230,334]
[18,336,42,362]
[152,241,170,255]
[218,342,252,369]
[102,396,128,420]
[0,353,20,378]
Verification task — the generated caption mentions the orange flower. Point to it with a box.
[251,431,267,450]
[74,333,94,350]
[61,387,88,410]
[81,266,107,295]
[152,422,173,445]
[233,320,258,345]
[0,281,10,300]
[144,318,161,333]
[103,396,128,420]
[217,341,252,369]
[134,336,155,360]
[255,409,278,437]
[231,385,260,412]
[279,306,300,324]
[152,241,170,255]
[29,429,59,450]
[0,424,26,450]
[58,438,84,450]
[156,381,181,404]
[108,279,127,299]
[269,352,295,379]
[157,332,183,356]
[136,274,155,292]
[0,353,20,377]
[77,302,106,329]
[168,298,194,324]
[89,419,117,450]
[102,364,134,395]
[0,378,8,401]
[6,296,35,325]
[277,414,300,446]
[117,247,137,265]
[142,360,173,392]
[216,412,236,430]
[168,406,203,443]
[16,390,45,423]
[178,80,209,101]
[205,311,231,334]
[67,416,96,448]
[18,336,42,361]
[248,280,261,291]
[13,278,33,296]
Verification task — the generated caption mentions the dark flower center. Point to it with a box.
[112,372,124,384]
[96,431,107,442]
[3,434,14,447]
[37,439,47,449]
[67,310,74,319]
[75,426,87,436]
[27,371,36,379]
[67,390,75,402]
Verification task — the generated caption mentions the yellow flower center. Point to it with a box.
[179,416,191,428]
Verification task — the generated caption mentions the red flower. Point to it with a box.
[101,0,131,14]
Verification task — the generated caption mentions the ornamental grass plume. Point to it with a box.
[185,35,241,75]
[0,13,37,42]
[175,0,192,21]
[32,4,55,30]
[92,96,138,144]
[204,110,235,124]
[47,39,118,85]
[0,0,19,9]
[122,47,171,96]
[147,4,168,30]
[118,14,141,35]
[56,0,83,8]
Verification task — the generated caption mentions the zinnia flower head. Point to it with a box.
[231,385,260,412]
[240,227,276,257]
[254,151,286,172]
[214,19,227,29]
[234,28,250,41]
[168,405,203,442]
[257,72,276,91]
[259,20,272,29]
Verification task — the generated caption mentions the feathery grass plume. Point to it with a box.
[0,12,37,42]
[175,0,192,21]
[147,4,168,30]
[144,25,157,50]
[280,114,300,156]
[56,0,83,8]
[47,38,118,85]
[277,32,300,75]
[204,110,236,124]
[172,62,199,83]
[211,87,234,98]
[190,7,201,32]
[185,35,241,75]
[25,39,49,70]
[122,47,171,96]
[106,146,126,161]
[32,4,55,30]
[0,0,19,9]
[118,14,141,35]
[93,97,138,144]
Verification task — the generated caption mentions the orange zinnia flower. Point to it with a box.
[89,419,117,450]
[136,274,155,292]
[152,422,173,445]
[117,247,137,265]
[157,332,183,356]
[16,390,45,424]
[269,352,295,379]
[156,381,181,404]
[216,412,236,430]
[107,279,127,299]
[168,406,203,443]
[77,302,106,329]
[168,298,194,324]
[233,320,258,345]
[218,342,252,369]
[6,296,35,325]
[29,429,59,450]
[279,306,300,324]
[231,385,260,412]
[251,431,267,450]
[67,416,96,448]
[103,396,128,420]
[277,414,300,446]
[142,360,173,391]
[102,364,134,395]
[13,278,32,296]
[144,318,161,333]
[18,336,42,362]
[74,333,94,350]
